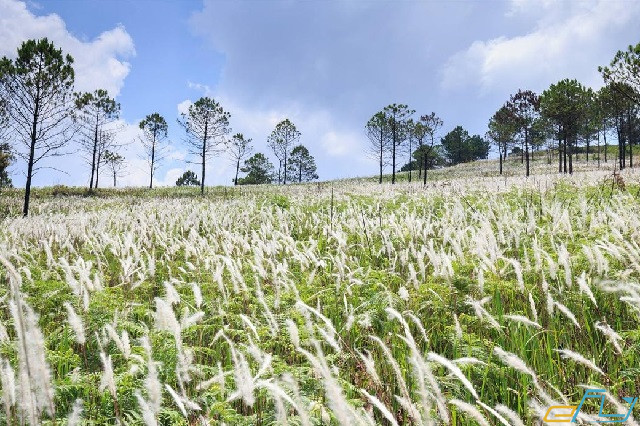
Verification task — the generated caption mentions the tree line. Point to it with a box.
[0,38,319,216]
[487,44,640,177]
[366,106,489,184]
[365,41,640,183]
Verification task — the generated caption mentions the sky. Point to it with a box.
[1,0,639,187]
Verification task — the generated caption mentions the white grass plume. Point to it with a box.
[449,399,490,426]
[296,340,364,425]
[64,302,85,345]
[0,357,15,418]
[286,319,300,349]
[135,391,158,426]
[476,400,511,426]
[9,299,56,421]
[0,321,8,342]
[99,352,117,398]
[427,352,478,399]
[528,292,538,323]
[405,312,429,344]
[553,300,580,329]
[370,335,421,422]
[239,314,260,341]
[141,336,162,417]
[503,314,542,329]
[555,349,604,375]
[191,282,203,308]
[595,321,624,354]
[165,384,187,417]
[465,297,501,330]
[164,281,181,305]
[180,310,205,330]
[280,373,312,426]
[227,343,257,407]
[67,399,84,426]
[454,314,463,339]
[493,346,537,380]
[576,271,597,306]
[153,298,181,345]
[495,404,526,426]
[423,360,450,423]
[453,357,487,366]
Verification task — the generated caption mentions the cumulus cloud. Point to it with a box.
[0,0,135,96]
[188,0,471,179]
[177,100,192,116]
[441,0,640,94]
[155,168,184,187]
[0,0,149,187]
[6,0,639,185]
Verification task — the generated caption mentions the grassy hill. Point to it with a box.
[0,143,639,424]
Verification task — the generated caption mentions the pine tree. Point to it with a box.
[75,89,120,189]
[0,38,76,216]
[267,119,300,184]
[177,97,230,194]
[140,113,169,189]
[238,153,275,185]
[287,145,318,183]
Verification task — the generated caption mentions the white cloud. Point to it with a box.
[155,167,184,187]
[187,81,213,96]
[176,71,404,182]
[0,0,135,96]
[177,99,192,116]
[441,0,640,94]
[505,0,561,19]
[221,97,363,161]
[175,89,364,183]
[321,130,361,157]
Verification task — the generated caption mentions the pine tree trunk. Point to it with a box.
[90,123,98,190]
[278,161,281,185]
[586,138,590,162]
[150,132,156,189]
[418,143,422,178]
[558,135,562,173]
[23,91,40,217]
[379,128,383,184]
[408,138,412,183]
[423,151,428,185]
[563,136,567,173]
[96,148,102,189]
[597,131,601,168]
[603,122,608,163]
[391,123,396,184]
[283,153,288,185]
[617,120,624,170]
[628,110,633,168]
[525,129,530,177]
[235,159,240,185]
[201,122,208,195]
[569,136,573,175]
[24,135,36,217]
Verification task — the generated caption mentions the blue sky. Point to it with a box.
[1,0,639,187]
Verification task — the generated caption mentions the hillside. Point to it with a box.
[0,153,639,424]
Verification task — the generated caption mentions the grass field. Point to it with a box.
[1,160,640,425]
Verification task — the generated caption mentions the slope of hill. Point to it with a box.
[0,146,639,424]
